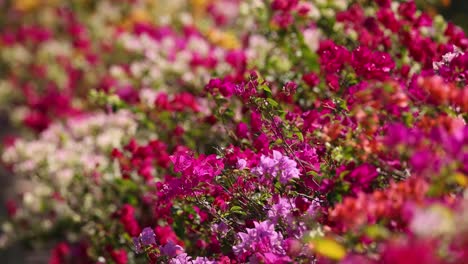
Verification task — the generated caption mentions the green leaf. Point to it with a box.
[230,206,246,215]
[266,98,279,108]
[365,225,390,240]
[295,131,304,142]
[261,84,272,93]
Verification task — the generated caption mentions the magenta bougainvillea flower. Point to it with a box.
[0,1,467,264]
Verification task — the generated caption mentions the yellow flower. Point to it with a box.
[308,238,347,261]
[454,173,468,187]
[121,8,151,29]
[14,0,41,12]
[14,0,59,12]
[206,29,240,50]
[191,0,210,19]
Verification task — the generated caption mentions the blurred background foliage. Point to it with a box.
[420,0,468,32]
[0,0,466,263]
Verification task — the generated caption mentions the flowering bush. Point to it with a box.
[1,0,467,263]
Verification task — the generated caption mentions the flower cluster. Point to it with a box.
[111,26,240,92]
[0,1,467,264]
[252,150,300,184]
[233,220,289,263]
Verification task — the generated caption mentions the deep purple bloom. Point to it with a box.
[140,227,157,246]
[160,242,184,258]
[133,227,156,253]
